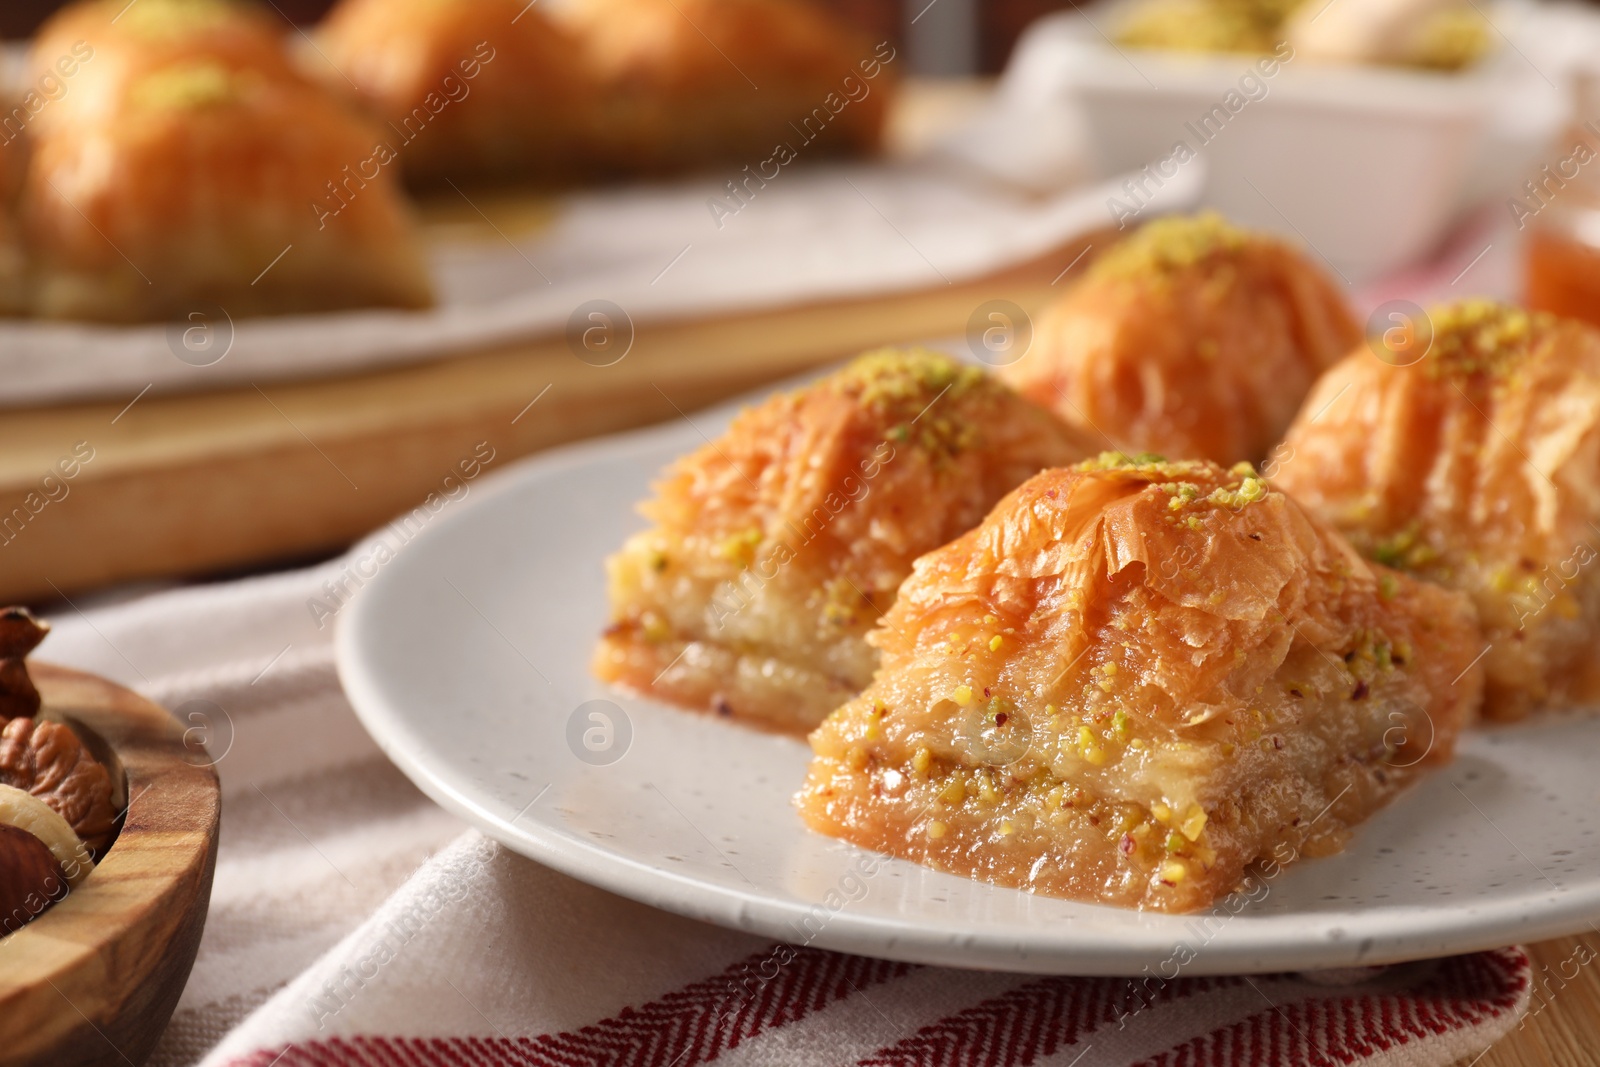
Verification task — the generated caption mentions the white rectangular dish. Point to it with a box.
[994,1,1581,281]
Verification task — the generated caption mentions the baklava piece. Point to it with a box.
[799,456,1483,912]
[562,0,893,174]
[1000,213,1359,466]
[593,349,1092,733]
[316,0,596,188]
[22,59,432,321]
[1276,300,1600,721]
[28,0,303,136]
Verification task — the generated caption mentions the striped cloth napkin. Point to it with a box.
[38,519,1532,1067]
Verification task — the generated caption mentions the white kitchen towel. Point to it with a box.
[37,504,1531,1067]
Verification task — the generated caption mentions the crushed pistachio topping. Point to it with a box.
[834,349,986,412]
[1166,482,1201,510]
[131,62,252,111]
[1087,212,1255,284]
[1204,474,1268,510]
[1366,525,1439,572]
[1080,454,1274,517]
[119,0,248,38]
[808,348,999,457]
[1423,299,1557,380]
[1081,450,1171,471]
[713,527,762,567]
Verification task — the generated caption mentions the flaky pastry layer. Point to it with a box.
[800,456,1483,911]
[594,348,1092,732]
[1276,300,1600,720]
[1001,213,1359,467]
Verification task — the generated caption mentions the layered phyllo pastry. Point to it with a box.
[561,0,893,174]
[593,349,1093,733]
[1276,300,1600,722]
[1000,213,1359,467]
[22,59,432,321]
[316,0,596,188]
[799,456,1483,912]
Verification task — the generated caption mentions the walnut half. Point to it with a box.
[0,717,116,853]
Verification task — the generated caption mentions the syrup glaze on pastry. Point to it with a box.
[593,349,1092,733]
[23,59,432,321]
[20,0,431,322]
[1276,300,1600,721]
[316,0,596,188]
[1000,213,1359,467]
[799,456,1483,912]
[562,0,893,174]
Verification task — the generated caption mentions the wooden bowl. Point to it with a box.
[0,663,221,1067]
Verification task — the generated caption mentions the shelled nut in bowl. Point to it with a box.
[0,607,220,1067]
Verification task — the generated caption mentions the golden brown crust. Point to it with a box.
[593,348,1093,732]
[28,0,304,136]
[561,0,894,173]
[1001,213,1359,466]
[798,456,1483,912]
[21,60,432,322]
[1276,300,1600,721]
[316,0,597,188]
[0,717,116,854]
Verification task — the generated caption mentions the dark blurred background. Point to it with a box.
[0,0,1076,74]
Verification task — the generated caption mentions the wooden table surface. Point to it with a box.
[1470,933,1600,1065]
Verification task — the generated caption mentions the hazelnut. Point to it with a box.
[0,823,67,936]
[0,717,116,853]
[0,783,93,890]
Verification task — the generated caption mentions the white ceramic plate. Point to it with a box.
[337,388,1600,976]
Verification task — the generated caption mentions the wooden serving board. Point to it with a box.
[0,663,220,1067]
[0,227,1106,604]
